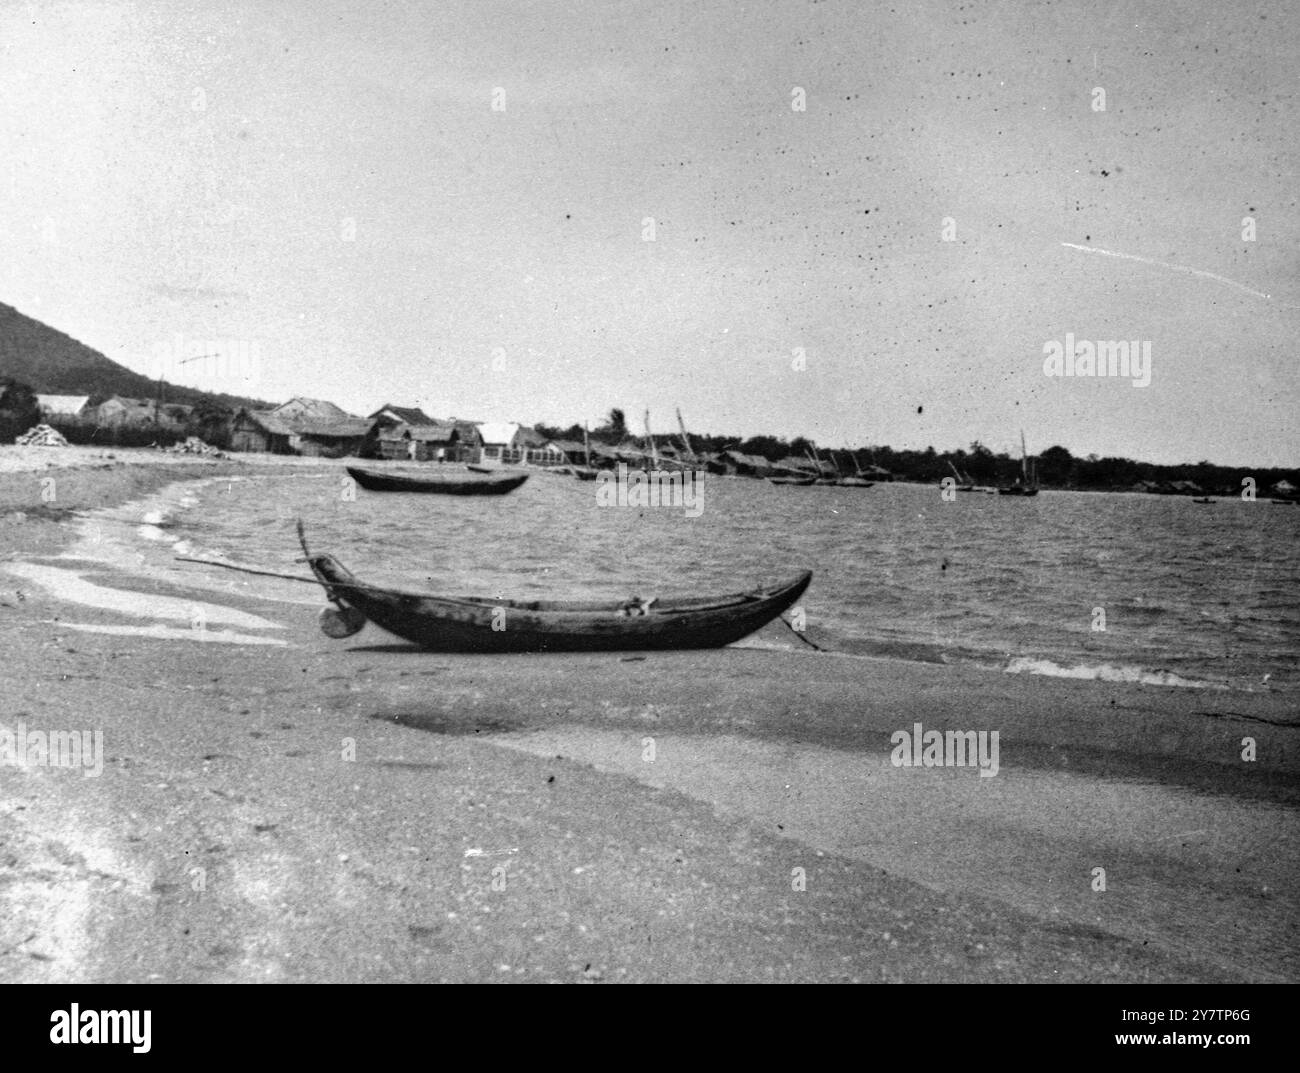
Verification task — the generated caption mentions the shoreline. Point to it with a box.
[0,456,1296,982]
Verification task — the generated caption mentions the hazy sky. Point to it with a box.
[2,0,1296,464]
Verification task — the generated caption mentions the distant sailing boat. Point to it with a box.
[946,460,975,492]
[946,460,995,494]
[676,408,701,473]
[838,451,874,487]
[998,431,1039,496]
[808,446,838,485]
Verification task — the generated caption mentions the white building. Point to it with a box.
[35,394,90,418]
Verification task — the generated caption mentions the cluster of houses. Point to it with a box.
[36,393,196,429]
[34,394,561,464]
[29,393,893,479]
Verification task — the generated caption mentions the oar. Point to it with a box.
[172,520,320,582]
[176,554,395,599]
[176,532,367,638]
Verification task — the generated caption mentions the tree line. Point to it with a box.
[536,409,1297,493]
[4,385,1293,493]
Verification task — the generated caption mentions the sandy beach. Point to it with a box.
[1,452,1296,982]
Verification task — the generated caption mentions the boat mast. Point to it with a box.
[1020,429,1030,485]
[583,422,591,468]
[645,410,659,468]
[676,407,696,466]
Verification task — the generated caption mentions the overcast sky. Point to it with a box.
[1,0,1296,464]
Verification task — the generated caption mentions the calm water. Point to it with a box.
[155,467,1299,692]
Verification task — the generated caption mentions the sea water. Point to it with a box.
[76,468,1300,693]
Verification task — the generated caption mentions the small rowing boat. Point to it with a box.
[767,475,817,486]
[180,524,815,653]
[302,550,811,653]
[346,465,528,495]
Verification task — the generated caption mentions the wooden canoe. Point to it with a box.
[346,466,528,495]
[304,553,812,652]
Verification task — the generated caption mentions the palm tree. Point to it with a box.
[596,407,627,442]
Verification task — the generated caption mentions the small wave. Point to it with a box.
[3,562,284,631]
[56,622,288,646]
[1003,656,1225,690]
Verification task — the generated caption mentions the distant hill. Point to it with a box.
[0,301,272,410]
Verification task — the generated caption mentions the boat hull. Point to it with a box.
[346,466,528,495]
[307,555,812,653]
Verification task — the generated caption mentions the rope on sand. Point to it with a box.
[174,555,318,584]
[780,615,827,652]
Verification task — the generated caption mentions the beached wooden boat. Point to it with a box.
[1191,497,1214,504]
[767,475,817,486]
[346,465,528,495]
[304,552,812,652]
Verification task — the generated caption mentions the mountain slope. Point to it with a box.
[0,301,271,409]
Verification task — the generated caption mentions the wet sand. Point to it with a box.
[1,456,1296,982]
